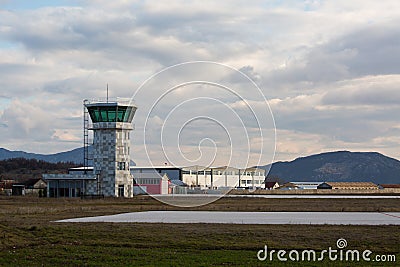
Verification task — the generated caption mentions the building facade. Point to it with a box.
[181,166,266,189]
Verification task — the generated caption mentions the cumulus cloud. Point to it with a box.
[321,75,400,106]
[1,99,53,137]
[0,0,400,163]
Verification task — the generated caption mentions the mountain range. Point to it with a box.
[262,151,400,184]
[0,147,138,166]
[0,147,87,164]
[0,147,399,184]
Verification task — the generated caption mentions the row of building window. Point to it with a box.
[182,171,263,176]
[134,178,160,185]
[87,105,135,123]
[241,180,264,184]
[131,179,263,186]
[47,180,83,197]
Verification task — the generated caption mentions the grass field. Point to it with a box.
[0,196,399,266]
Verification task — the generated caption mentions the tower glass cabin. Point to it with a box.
[84,98,137,197]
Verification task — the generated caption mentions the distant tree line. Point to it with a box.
[0,158,78,182]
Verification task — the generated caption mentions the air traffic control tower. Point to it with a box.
[84,98,137,197]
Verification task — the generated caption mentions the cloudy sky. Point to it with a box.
[1,0,400,166]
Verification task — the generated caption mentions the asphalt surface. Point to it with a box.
[57,211,400,225]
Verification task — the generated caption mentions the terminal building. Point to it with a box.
[45,165,266,197]
[43,97,266,198]
[181,165,265,189]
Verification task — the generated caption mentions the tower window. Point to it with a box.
[118,162,126,170]
[86,105,136,123]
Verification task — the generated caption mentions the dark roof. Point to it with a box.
[379,184,400,188]
[170,180,188,186]
[265,182,278,188]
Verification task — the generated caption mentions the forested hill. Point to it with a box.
[0,158,78,182]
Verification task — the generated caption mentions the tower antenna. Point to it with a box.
[106,84,109,103]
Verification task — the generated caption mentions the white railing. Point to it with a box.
[43,174,96,180]
[84,97,135,106]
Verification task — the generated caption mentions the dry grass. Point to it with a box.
[0,196,399,266]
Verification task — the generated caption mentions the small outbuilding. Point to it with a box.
[277,182,301,190]
[24,178,47,195]
[317,182,332,189]
[291,181,323,190]
[133,172,170,195]
[12,184,25,196]
[169,179,188,194]
[265,181,279,190]
[317,182,379,190]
